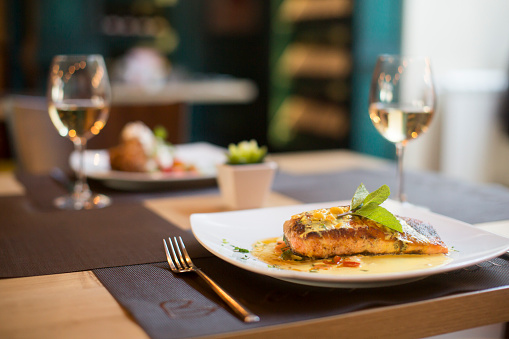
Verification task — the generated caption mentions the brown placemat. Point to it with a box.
[15,171,218,211]
[0,195,209,278]
[93,255,509,339]
[6,168,509,279]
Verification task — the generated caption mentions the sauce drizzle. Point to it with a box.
[252,237,451,276]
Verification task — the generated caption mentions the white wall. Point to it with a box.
[401,2,509,334]
[401,5,509,339]
[401,0,509,185]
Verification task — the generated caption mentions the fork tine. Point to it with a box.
[168,237,184,270]
[163,239,178,271]
[178,236,194,267]
[173,236,189,269]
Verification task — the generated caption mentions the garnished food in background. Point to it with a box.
[225,140,267,165]
[252,184,450,274]
[109,121,197,173]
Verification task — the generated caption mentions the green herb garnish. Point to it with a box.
[340,183,403,232]
[153,125,168,141]
[233,246,249,253]
[281,249,293,260]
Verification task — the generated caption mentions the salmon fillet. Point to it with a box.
[283,205,448,258]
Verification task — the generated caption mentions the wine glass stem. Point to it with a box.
[395,142,406,202]
[73,138,90,201]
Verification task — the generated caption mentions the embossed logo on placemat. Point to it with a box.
[161,299,218,319]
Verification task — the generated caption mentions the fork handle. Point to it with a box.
[195,268,260,322]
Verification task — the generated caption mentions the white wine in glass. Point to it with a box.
[47,55,111,210]
[369,55,436,202]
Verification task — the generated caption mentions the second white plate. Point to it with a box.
[70,142,227,190]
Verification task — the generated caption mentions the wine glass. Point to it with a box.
[47,54,111,210]
[368,55,436,202]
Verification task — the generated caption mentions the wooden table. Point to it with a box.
[1,150,508,339]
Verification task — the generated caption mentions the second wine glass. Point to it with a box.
[369,55,436,202]
[47,54,111,210]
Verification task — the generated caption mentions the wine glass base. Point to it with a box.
[53,193,111,210]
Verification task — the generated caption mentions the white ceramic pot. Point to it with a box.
[216,161,278,210]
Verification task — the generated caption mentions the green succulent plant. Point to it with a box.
[226,140,268,165]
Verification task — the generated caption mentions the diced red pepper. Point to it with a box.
[342,256,362,267]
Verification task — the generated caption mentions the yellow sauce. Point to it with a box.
[252,237,451,276]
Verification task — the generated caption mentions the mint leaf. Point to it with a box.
[355,201,379,214]
[352,205,403,232]
[346,183,402,232]
[351,183,369,210]
[363,184,390,206]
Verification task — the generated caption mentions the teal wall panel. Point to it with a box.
[350,0,402,159]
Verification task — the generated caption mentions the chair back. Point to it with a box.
[5,95,188,174]
[6,95,73,174]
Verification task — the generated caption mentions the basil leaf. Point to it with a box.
[351,183,369,210]
[352,205,403,232]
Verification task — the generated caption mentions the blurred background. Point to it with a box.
[1,0,509,187]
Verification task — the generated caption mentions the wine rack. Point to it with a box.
[269,0,353,151]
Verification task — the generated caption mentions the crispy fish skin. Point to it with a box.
[283,206,448,258]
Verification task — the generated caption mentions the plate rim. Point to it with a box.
[87,169,215,183]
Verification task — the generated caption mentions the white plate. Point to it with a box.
[71,142,226,190]
[191,200,509,288]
